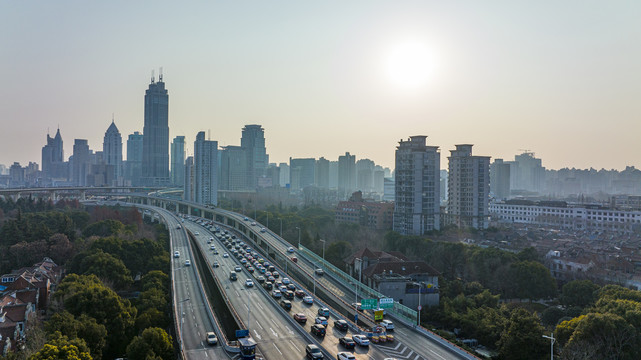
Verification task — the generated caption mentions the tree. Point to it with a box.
[566,312,637,360]
[29,332,93,360]
[83,219,125,238]
[140,270,169,292]
[497,308,548,360]
[45,312,107,360]
[324,241,352,268]
[506,261,557,300]
[560,280,600,308]
[77,250,133,289]
[126,327,173,360]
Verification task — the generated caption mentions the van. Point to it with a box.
[229,272,237,281]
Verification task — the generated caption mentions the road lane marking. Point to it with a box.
[289,340,300,352]
[273,344,282,355]
[270,328,279,337]
[428,349,446,360]
[253,329,262,340]
[256,321,264,330]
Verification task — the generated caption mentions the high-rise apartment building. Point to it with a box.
[507,152,545,193]
[338,152,356,199]
[446,145,490,229]
[393,136,441,235]
[141,73,170,185]
[219,145,247,190]
[490,158,511,200]
[315,157,330,189]
[126,131,143,186]
[241,125,268,189]
[194,132,218,205]
[41,128,66,181]
[171,136,185,186]
[289,158,316,191]
[279,162,289,187]
[357,158,375,192]
[102,120,123,184]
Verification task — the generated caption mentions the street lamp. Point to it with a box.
[415,282,424,326]
[354,258,362,320]
[280,218,283,237]
[542,333,555,360]
[320,239,326,268]
[295,226,301,249]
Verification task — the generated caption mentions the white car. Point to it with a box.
[287,247,295,253]
[185,259,191,266]
[174,250,180,258]
[206,332,217,345]
[223,253,229,258]
[251,222,257,226]
[314,316,328,326]
[260,227,266,233]
[245,279,254,287]
[194,231,200,235]
[302,296,314,304]
[337,353,355,360]
[352,334,370,347]
[282,277,290,285]
[381,319,394,330]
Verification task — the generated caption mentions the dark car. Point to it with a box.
[294,313,307,324]
[334,319,349,331]
[287,284,296,291]
[263,281,273,290]
[339,337,356,349]
[283,290,295,299]
[295,289,306,298]
[306,344,324,359]
[280,300,292,310]
[311,324,326,337]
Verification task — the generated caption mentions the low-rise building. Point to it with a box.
[335,191,394,230]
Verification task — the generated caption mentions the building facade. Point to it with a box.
[102,120,123,185]
[335,191,394,230]
[184,156,194,202]
[194,132,218,206]
[490,158,511,200]
[171,136,185,186]
[289,158,316,191]
[219,145,247,191]
[393,136,441,235]
[141,74,170,185]
[41,128,66,182]
[338,152,356,199]
[446,144,490,229]
[241,124,268,190]
[126,131,143,186]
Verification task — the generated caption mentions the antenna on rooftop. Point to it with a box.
[159,67,163,81]
[208,129,211,140]
[151,69,155,83]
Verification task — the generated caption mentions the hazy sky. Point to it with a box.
[2,1,640,170]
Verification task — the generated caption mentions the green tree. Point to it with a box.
[560,280,600,308]
[45,312,107,360]
[497,308,548,360]
[77,250,133,289]
[83,219,125,238]
[140,270,169,292]
[566,312,637,360]
[324,241,352,268]
[29,332,92,360]
[506,261,556,300]
[126,327,173,360]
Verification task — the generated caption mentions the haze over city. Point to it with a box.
[2,1,641,170]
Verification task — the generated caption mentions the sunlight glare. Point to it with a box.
[385,41,436,90]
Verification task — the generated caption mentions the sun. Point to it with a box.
[385,41,436,89]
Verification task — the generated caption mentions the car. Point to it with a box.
[235,266,242,272]
[303,296,314,304]
[314,316,328,326]
[244,217,249,221]
[174,250,180,258]
[294,313,307,324]
[223,253,229,258]
[256,275,266,283]
[272,290,282,298]
[176,225,182,230]
[247,266,255,273]
[263,281,273,290]
[209,236,214,242]
[210,244,216,250]
[305,344,324,359]
[260,227,266,233]
[282,277,290,285]
[381,319,394,330]
[311,324,326,337]
[291,256,298,263]
[213,261,220,268]
[194,231,200,235]
[334,319,349,331]
[287,247,295,253]
[280,300,292,310]
[279,285,288,293]
[229,272,237,281]
[352,334,370,347]
[245,279,254,287]
[213,250,219,255]
[287,284,296,291]
[185,259,191,266]
[272,271,280,278]
[267,276,275,282]
[315,268,324,276]
[284,290,295,299]
[206,332,218,345]
[295,290,306,298]
[337,352,355,360]
[251,222,257,226]
[240,258,247,264]
[351,302,363,311]
[317,308,330,317]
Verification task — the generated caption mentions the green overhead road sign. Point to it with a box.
[379,297,394,309]
[361,299,377,310]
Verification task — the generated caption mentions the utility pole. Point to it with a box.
[542,333,555,360]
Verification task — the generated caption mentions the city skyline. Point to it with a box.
[2,2,641,170]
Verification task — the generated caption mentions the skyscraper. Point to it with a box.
[184,156,194,202]
[315,157,330,189]
[446,145,490,229]
[103,120,123,184]
[194,132,218,205]
[219,145,247,190]
[171,136,185,186]
[490,158,511,200]
[241,125,268,189]
[289,158,316,191]
[338,152,356,199]
[141,72,170,185]
[393,136,441,235]
[41,128,66,181]
[126,131,143,186]
[71,139,91,186]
